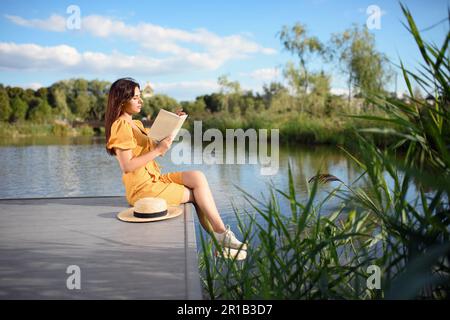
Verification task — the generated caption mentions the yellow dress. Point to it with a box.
[106,118,185,206]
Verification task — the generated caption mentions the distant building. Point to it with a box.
[142,82,154,98]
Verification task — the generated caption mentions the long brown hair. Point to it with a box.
[105,77,140,156]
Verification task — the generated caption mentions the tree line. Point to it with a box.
[0,23,414,126]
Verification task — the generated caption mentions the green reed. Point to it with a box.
[198,4,449,299]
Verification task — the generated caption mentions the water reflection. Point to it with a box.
[0,137,364,226]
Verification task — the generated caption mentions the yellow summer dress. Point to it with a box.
[106,118,185,206]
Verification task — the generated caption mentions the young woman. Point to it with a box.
[105,77,246,251]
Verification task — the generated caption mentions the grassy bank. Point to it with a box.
[190,109,401,147]
[0,112,399,149]
[0,121,97,138]
[182,110,400,148]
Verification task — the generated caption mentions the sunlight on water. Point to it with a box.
[0,137,365,226]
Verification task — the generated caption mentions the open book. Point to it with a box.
[147,109,188,142]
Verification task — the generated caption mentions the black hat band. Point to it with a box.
[133,209,168,219]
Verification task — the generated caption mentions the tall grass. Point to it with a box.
[0,121,96,138]
[199,166,381,299]
[198,4,449,299]
[194,109,398,147]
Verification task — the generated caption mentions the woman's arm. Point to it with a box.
[115,135,174,173]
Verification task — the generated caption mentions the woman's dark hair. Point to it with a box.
[105,77,140,156]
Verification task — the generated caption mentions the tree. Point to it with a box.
[240,91,256,116]
[22,89,36,106]
[10,96,28,122]
[73,93,90,118]
[88,79,109,96]
[262,82,288,109]
[218,74,241,94]
[263,82,287,98]
[278,23,324,95]
[202,93,225,113]
[73,79,88,92]
[50,87,71,120]
[181,98,206,115]
[144,94,180,118]
[87,80,110,121]
[328,24,392,106]
[28,99,52,123]
[0,85,11,121]
[6,86,25,100]
[89,94,107,121]
[269,88,296,113]
[36,87,48,102]
[308,71,331,116]
[217,75,242,113]
[283,61,307,97]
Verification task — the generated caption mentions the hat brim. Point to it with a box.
[117,205,183,223]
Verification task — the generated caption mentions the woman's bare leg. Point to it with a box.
[180,170,226,233]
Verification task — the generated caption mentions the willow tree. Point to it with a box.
[278,23,324,95]
[218,74,242,114]
[328,24,392,106]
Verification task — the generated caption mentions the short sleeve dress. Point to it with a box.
[106,118,185,206]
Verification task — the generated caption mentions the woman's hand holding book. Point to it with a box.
[156,134,175,156]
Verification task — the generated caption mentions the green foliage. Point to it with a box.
[0,121,53,137]
[28,100,52,123]
[51,123,71,136]
[278,23,324,93]
[181,98,207,115]
[201,93,225,113]
[308,71,332,116]
[218,74,241,94]
[10,97,28,122]
[0,85,12,121]
[73,93,90,118]
[199,163,377,299]
[199,4,450,300]
[143,94,180,119]
[327,24,393,101]
[49,87,71,120]
[78,124,95,136]
[346,7,450,299]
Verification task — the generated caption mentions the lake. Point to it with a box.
[0,135,363,232]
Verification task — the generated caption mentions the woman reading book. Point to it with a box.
[105,78,246,252]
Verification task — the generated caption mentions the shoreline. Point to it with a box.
[0,119,396,148]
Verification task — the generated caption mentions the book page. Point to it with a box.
[148,109,188,142]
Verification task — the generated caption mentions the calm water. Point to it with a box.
[0,135,362,227]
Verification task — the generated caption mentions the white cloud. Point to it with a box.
[5,13,277,63]
[4,14,66,32]
[154,80,219,92]
[23,82,43,90]
[153,80,220,100]
[242,68,280,81]
[0,42,81,69]
[330,87,349,96]
[152,80,268,100]
[0,42,257,75]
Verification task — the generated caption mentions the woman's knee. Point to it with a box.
[193,170,207,184]
[183,170,207,189]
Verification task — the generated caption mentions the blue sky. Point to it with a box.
[0,0,448,100]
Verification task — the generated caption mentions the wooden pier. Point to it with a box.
[0,196,202,299]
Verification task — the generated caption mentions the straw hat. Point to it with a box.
[117,197,183,223]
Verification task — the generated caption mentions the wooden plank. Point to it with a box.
[0,196,202,299]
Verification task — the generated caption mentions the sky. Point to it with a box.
[0,0,448,101]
